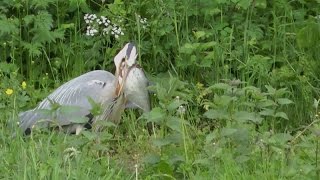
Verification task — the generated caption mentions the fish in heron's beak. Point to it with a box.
[114,43,138,96]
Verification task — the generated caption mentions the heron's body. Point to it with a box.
[17,43,151,136]
[19,70,122,134]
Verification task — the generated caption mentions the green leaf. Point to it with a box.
[265,85,276,95]
[221,128,237,137]
[204,109,229,120]
[259,108,275,116]
[59,105,82,114]
[143,153,161,164]
[210,83,231,90]
[144,107,166,123]
[205,132,217,144]
[276,98,293,105]
[68,116,89,124]
[166,116,181,132]
[81,131,97,140]
[234,111,263,123]
[275,112,289,120]
[194,31,206,39]
[152,137,171,147]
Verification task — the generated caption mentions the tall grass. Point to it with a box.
[0,0,320,179]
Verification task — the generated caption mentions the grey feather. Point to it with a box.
[19,70,117,134]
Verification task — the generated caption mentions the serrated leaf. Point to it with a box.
[167,99,186,112]
[166,116,181,132]
[276,98,293,105]
[234,111,263,123]
[68,116,89,124]
[259,108,275,116]
[0,15,19,36]
[143,153,161,164]
[144,107,166,123]
[221,128,237,137]
[265,85,276,95]
[152,137,171,147]
[204,109,229,120]
[59,105,82,114]
[205,132,217,144]
[209,83,231,90]
[275,112,289,120]
[81,131,97,140]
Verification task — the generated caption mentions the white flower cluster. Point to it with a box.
[137,15,148,29]
[84,13,124,39]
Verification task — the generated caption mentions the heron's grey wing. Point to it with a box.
[124,66,150,112]
[19,70,116,133]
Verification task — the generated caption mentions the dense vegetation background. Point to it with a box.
[0,0,320,179]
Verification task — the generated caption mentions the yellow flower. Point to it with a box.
[22,81,27,89]
[5,88,13,95]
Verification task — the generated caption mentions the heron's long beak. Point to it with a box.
[115,43,137,96]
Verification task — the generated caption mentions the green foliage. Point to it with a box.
[1,0,320,179]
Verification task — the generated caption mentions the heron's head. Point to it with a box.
[114,43,138,95]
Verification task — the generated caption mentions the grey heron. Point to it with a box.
[18,43,150,135]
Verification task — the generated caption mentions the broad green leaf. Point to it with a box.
[210,83,231,90]
[221,128,237,137]
[81,131,97,140]
[265,85,276,95]
[143,153,161,164]
[152,137,171,147]
[234,111,263,123]
[166,116,181,132]
[205,132,217,144]
[145,107,166,123]
[59,105,82,114]
[276,98,293,105]
[167,99,186,112]
[204,109,229,120]
[259,108,275,116]
[69,116,89,123]
[275,112,289,120]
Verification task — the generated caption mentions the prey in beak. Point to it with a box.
[114,43,138,96]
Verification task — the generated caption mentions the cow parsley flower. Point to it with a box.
[83,13,124,39]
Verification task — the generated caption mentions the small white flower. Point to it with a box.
[115,34,119,39]
[177,105,186,115]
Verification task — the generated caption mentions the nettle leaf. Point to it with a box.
[81,131,98,140]
[152,137,171,147]
[259,108,275,116]
[221,128,237,137]
[58,105,82,114]
[144,107,166,123]
[69,116,89,124]
[210,83,231,91]
[143,153,161,164]
[234,111,263,123]
[167,99,186,112]
[204,109,229,120]
[265,85,276,95]
[276,98,293,105]
[275,112,289,120]
[166,116,181,132]
[179,43,200,54]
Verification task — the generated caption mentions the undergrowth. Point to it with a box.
[0,0,320,179]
